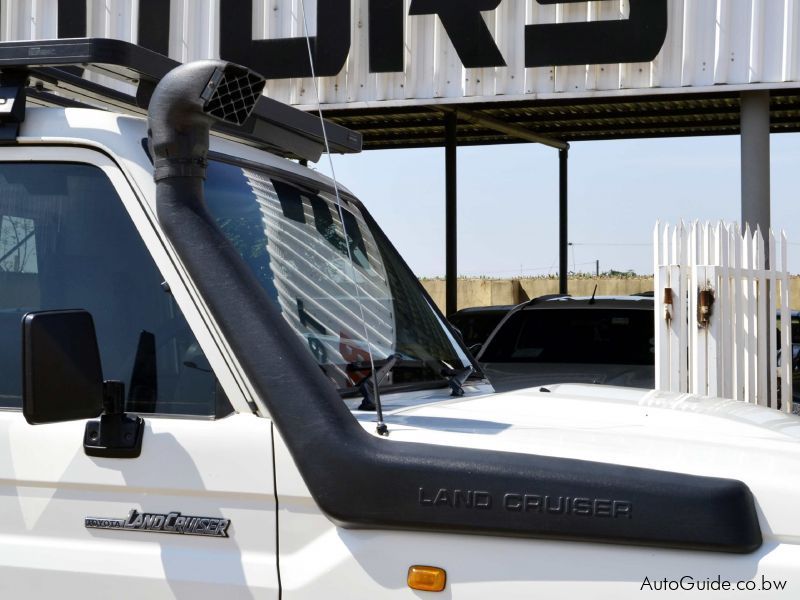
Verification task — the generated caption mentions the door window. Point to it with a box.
[0,162,230,417]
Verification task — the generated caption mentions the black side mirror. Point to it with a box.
[23,310,104,424]
[22,309,144,458]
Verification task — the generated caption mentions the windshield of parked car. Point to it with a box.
[480,307,654,365]
[448,309,510,347]
[203,158,471,394]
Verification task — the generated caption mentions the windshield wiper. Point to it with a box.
[357,353,402,435]
[440,363,474,397]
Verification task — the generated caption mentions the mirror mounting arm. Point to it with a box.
[83,380,144,459]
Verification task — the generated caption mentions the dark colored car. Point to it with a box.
[777,310,800,410]
[448,305,514,349]
[477,296,655,393]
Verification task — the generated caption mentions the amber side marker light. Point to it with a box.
[408,565,447,592]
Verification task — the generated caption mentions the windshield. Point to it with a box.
[204,158,470,394]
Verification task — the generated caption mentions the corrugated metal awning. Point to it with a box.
[323,89,800,150]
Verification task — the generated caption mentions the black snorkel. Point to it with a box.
[148,60,761,554]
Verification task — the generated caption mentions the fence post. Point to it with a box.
[781,232,793,412]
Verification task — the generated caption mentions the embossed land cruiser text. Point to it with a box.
[85,510,230,537]
[419,488,632,518]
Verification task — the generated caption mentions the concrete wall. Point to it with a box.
[421,276,800,314]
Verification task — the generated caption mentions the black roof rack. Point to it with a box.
[0,37,361,161]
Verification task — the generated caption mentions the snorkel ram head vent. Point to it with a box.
[202,64,265,126]
[148,60,265,181]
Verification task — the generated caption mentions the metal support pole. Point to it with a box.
[740,90,772,403]
[740,91,771,240]
[559,147,569,295]
[445,111,458,316]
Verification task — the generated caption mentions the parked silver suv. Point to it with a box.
[477,295,654,392]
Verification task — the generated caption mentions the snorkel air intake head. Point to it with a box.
[148,60,265,181]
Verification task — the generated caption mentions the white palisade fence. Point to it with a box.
[654,222,792,412]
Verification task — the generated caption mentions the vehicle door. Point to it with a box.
[0,147,278,599]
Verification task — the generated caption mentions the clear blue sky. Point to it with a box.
[317,133,800,278]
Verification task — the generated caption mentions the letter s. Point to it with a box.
[526,0,667,67]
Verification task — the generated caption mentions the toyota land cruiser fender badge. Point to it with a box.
[85,510,230,538]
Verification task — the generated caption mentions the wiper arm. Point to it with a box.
[355,355,403,410]
[357,353,402,435]
[440,364,474,397]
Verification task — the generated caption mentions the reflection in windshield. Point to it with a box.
[204,160,470,393]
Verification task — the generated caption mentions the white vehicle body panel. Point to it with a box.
[0,411,277,599]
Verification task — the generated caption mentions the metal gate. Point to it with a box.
[654,221,793,412]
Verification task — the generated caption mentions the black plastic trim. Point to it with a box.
[84,414,144,459]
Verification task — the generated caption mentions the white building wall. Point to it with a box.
[2,0,800,108]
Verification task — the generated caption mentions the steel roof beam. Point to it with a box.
[434,105,569,150]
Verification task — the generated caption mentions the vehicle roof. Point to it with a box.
[523,295,654,310]
[14,107,350,214]
[449,305,515,316]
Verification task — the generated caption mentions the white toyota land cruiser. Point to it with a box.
[0,38,796,599]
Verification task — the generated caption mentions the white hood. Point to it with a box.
[366,384,800,543]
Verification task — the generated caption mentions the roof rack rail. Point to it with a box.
[0,37,361,161]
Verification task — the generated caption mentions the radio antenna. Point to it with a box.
[299,0,388,436]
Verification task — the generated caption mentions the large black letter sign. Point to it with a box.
[369,0,405,73]
[526,0,667,67]
[409,0,506,68]
[138,0,171,56]
[58,0,87,38]
[59,0,169,56]
[220,0,351,79]
[57,0,87,76]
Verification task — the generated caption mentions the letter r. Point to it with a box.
[409,0,506,68]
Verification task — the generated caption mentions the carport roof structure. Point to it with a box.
[326,89,800,149]
[319,88,794,314]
